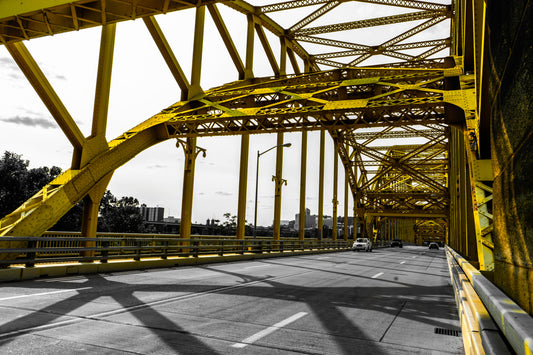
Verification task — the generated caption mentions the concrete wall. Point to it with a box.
[487,0,533,314]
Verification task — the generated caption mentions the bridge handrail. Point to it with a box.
[0,233,352,267]
[446,246,533,355]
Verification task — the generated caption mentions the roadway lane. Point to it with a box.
[0,246,463,354]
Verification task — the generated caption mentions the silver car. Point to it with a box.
[352,238,372,252]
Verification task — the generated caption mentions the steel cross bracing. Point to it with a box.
[0,0,452,69]
[0,0,491,268]
[0,61,472,246]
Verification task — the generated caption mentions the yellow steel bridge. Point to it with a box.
[0,0,532,345]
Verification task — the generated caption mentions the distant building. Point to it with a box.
[164,216,180,223]
[294,208,316,229]
[141,204,164,222]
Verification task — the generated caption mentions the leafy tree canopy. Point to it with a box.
[0,151,145,233]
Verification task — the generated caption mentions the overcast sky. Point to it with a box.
[0,2,449,226]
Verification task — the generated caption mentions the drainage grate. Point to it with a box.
[434,327,461,337]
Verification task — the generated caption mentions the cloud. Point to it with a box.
[215,191,232,196]
[148,164,167,169]
[0,56,18,70]
[1,115,56,129]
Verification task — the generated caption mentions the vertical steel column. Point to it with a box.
[272,132,286,241]
[318,130,325,242]
[189,5,205,99]
[80,24,116,258]
[236,13,256,239]
[91,24,115,139]
[236,135,249,239]
[298,131,307,241]
[245,15,255,79]
[353,206,357,240]
[344,172,348,241]
[280,37,287,76]
[180,138,197,240]
[80,198,99,259]
[180,6,205,240]
[332,142,339,241]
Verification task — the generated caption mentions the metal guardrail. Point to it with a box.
[446,246,533,355]
[0,233,352,267]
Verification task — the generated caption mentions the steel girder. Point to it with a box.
[1,0,488,266]
[0,61,472,256]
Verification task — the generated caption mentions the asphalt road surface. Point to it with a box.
[0,245,463,354]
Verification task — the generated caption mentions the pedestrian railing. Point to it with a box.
[0,232,352,267]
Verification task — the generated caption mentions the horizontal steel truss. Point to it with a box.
[334,125,449,220]
[0,0,452,70]
[160,65,472,138]
[0,63,473,250]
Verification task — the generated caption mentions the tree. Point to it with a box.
[220,212,237,235]
[0,151,61,218]
[98,191,145,233]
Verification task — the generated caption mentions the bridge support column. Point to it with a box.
[318,130,325,243]
[298,131,307,241]
[179,138,205,240]
[80,174,112,259]
[332,141,339,241]
[236,135,249,239]
[344,173,349,241]
[272,133,287,242]
[80,24,116,259]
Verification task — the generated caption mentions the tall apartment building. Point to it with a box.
[140,204,164,222]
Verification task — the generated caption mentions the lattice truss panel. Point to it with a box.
[0,62,471,240]
[336,125,449,218]
[0,0,477,262]
[0,0,452,69]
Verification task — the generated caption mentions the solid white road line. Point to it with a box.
[371,272,384,279]
[0,287,92,301]
[232,312,308,348]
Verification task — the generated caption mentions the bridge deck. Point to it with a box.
[0,246,462,354]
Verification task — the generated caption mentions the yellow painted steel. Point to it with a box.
[332,141,338,241]
[298,130,307,241]
[236,135,250,240]
[179,138,198,240]
[318,130,325,242]
[344,173,349,241]
[272,132,286,241]
[0,0,496,288]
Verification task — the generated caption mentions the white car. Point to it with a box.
[352,238,372,252]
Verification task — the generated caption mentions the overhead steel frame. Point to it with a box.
[0,0,490,271]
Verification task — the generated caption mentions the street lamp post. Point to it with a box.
[253,142,291,238]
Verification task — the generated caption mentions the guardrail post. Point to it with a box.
[280,240,284,252]
[193,241,199,258]
[161,240,168,260]
[240,239,244,255]
[100,241,109,263]
[134,240,141,261]
[25,240,37,268]
[219,240,224,256]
